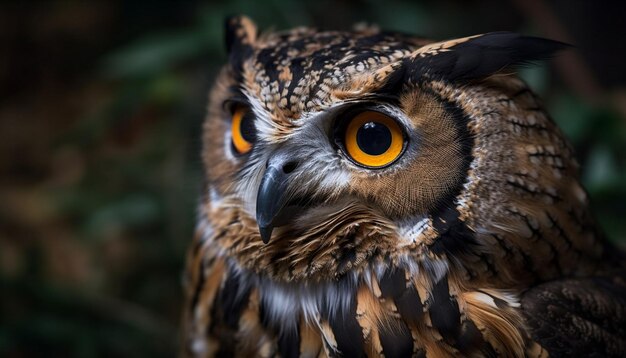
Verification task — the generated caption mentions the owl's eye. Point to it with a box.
[231,106,256,155]
[341,111,405,168]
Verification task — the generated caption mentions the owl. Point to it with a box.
[181,16,626,357]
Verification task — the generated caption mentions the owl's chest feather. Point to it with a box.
[182,246,540,358]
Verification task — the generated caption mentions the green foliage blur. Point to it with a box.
[1,1,624,357]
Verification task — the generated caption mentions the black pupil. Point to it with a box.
[240,110,256,143]
[356,121,392,155]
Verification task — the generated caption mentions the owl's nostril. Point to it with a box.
[282,161,298,174]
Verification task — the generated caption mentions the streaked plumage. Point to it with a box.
[181,16,626,357]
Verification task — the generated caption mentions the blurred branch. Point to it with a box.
[510,0,603,103]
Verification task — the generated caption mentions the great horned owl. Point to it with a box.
[181,16,626,357]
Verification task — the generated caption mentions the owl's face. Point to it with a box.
[201,17,586,282]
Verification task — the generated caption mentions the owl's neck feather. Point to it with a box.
[182,227,543,357]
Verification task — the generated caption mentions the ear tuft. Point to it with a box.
[224,15,257,70]
[409,32,569,82]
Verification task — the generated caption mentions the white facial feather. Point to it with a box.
[396,215,430,246]
[232,99,352,219]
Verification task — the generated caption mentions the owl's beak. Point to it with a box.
[256,162,298,244]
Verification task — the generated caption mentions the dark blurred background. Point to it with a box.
[1,0,625,356]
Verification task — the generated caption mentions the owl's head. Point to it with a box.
[201,16,598,283]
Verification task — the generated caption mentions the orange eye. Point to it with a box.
[231,106,255,155]
[344,111,405,168]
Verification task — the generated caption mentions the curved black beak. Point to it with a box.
[256,163,298,244]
